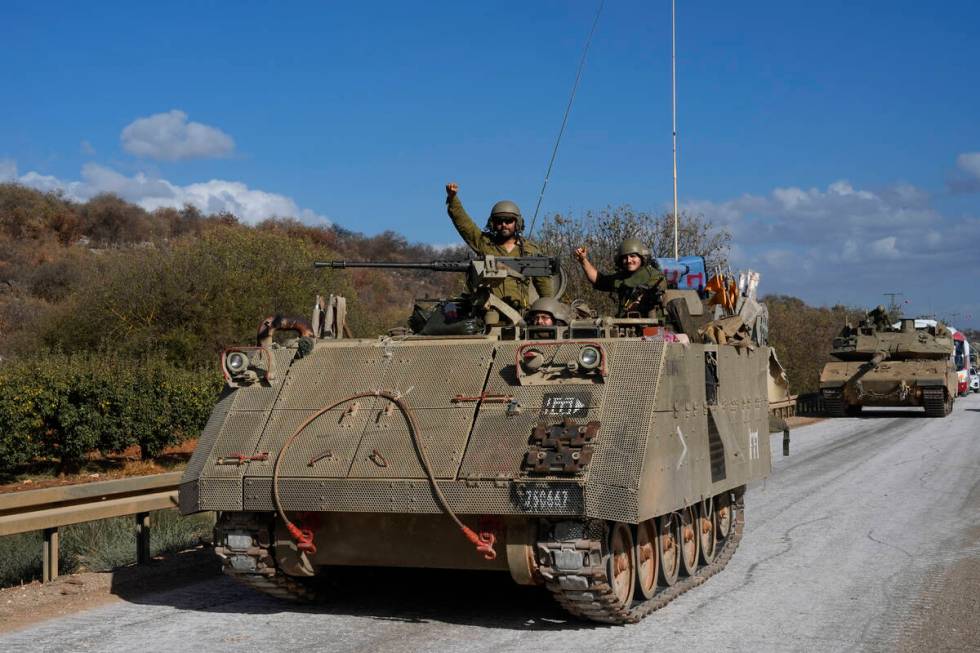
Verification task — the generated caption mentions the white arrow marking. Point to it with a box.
[574,399,585,410]
[749,430,760,460]
[676,425,688,470]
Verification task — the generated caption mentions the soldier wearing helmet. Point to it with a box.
[574,238,665,317]
[868,304,891,331]
[446,182,554,310]
[526,296,572,327]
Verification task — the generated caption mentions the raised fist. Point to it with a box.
[573,246,588,263]
[446,182,459,198]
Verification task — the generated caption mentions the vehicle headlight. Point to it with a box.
[226,351,249,374]
[578,346,601,370]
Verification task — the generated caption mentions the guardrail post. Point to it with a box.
[136,512,151,565]
[42,527,59,582]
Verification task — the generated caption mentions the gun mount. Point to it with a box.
[316,255,566,328]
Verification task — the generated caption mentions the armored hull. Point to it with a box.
[819,318,956,417]
[180,328,771,622]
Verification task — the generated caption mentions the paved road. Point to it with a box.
[5,394,979,653]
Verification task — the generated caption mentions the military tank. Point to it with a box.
[819,309,956,417]
[179,255,772,624]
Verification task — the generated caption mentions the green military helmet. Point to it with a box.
[526,296,571,326]
[616,238,652,267]
[486,200,525,232]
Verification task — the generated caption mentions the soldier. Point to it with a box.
[525,296,572,327]
[868,305,891,331]
[446,182,554,310]
[574,238,665,317]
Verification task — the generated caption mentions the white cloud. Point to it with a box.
[678,172,977,316]
[869,236,900,259]
[956,152,980,179]
[121,110,235,161]
[13,163,327,226]
[949,151,980,193]
[0,158,17,181]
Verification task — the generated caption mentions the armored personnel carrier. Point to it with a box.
[819,312,956,417]
[179,255,772,623]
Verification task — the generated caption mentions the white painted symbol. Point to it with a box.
[544,397,586,415]
[676,425,688,470]
[749,430,760,460]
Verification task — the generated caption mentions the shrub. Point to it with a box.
[0,352,221,476]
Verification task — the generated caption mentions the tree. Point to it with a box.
[764,295,865,394]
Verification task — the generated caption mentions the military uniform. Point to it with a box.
[868,305,891,331]
[447,195,554,309]
[594,265,666,317]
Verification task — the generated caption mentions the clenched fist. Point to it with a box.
[446,182,459,198]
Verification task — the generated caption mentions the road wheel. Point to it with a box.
[657,514,680,587]
[715,494,733,540]
[635,519,659,600]
[679,506,700,577]
[698,500,717,565]
[607,522,636,608]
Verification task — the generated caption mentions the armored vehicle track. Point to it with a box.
[541,493,743,624]
[215,491,744,624]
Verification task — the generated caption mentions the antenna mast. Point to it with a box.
[671,0,679,260]
[883,292,903,314]
[527,1,604,238]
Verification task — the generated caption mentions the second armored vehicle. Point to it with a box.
[819,313,956,417]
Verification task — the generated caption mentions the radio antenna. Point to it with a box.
[672,0,680,259]
[527,1,604,238]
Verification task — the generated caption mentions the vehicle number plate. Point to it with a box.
[517,487,571,512]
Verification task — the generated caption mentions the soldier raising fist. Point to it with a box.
[443,181,553,309]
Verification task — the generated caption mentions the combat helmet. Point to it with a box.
[526,296,571,326]
[616,238,652,268]
[486,200,525,232]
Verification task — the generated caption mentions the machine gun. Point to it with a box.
[314,255,566,327]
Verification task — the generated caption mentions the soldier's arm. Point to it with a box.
[533,274,555,298]
[446,195,485,253]
[575,250,600,285]
[593,272,616,292]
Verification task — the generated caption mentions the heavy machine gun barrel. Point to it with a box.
[314,256,559,277]
[315,260,470,272]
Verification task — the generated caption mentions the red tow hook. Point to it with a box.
[461,525,497,560]
[286,522,317,555]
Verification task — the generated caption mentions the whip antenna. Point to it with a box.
[672,0,679,259]
[527,0,604,238]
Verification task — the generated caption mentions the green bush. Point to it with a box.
[0,352,222,476]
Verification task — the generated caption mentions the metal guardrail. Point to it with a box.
[0,472,183,582]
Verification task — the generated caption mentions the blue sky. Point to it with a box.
[2,1,979,328]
